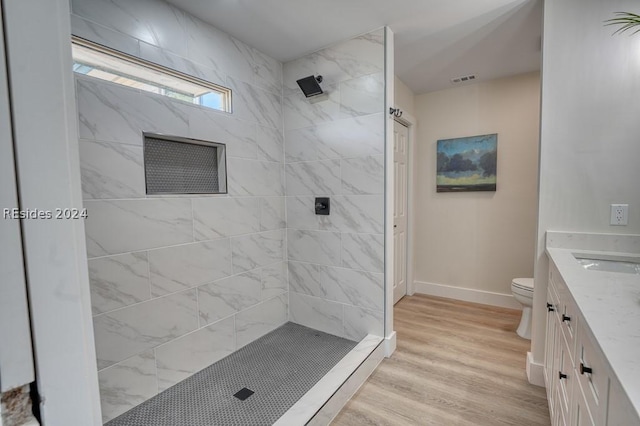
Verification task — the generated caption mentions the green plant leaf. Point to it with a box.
[605,11,640,35]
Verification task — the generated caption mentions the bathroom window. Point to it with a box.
[71,37,231,112]
[143,133,227,195]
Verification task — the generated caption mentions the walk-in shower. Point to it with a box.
[72,0,388,423]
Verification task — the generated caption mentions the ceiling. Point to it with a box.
[166,0,542,94]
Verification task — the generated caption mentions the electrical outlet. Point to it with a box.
[610,204,628,226]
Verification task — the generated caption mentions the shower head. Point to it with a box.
[296,75,323,98]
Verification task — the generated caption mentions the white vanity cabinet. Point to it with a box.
[544,260,640,426]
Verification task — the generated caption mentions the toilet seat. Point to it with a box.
[512,277,533,292]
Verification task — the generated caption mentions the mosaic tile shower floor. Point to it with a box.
[106,322,357,426]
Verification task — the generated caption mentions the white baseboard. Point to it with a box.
[413,281,522,310]
[384,331,396,357]
[526,351,545,387]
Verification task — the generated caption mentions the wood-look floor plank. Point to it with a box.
[332,294,550,426]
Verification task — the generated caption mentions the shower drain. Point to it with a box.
[233,387,254,401]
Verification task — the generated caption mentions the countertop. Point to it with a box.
[545,231,640,420]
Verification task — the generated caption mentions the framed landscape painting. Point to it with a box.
[436,134,497,192]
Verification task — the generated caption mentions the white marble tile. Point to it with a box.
[284,126,332,163]
[261,262,287,300]
[139,41,226,87]
[76,77,189,146]
[228,77,282,130]
[235,294,288,348]
[284,114,384,163]
[98,350,157,423]
[332,113,385,159]
[188,109,257,159]
[339,73,384,118]
[79,140,145,199]
[70,14,139,57]
[185,14,255,84]
[341,156,384,195]
[88,252,150,315]
[288,261,383,311]
[72,0,188,56]
[141,93,191,135]
[252,48,283,95]
[155,316,235,391]
[77,77,142,145]
[257,125,284,163]
[289,292,344,337]
[227,158,284,196]
[282,84,340,130]
[287,230,341,266]
[282,28,384,89]
[148,240,233,296]
[192,197,260,240]
[286,195,383,234]
[197,271,262,325]
[260,197,286,231]
[93,289,198,369]
[231,230,285,273]
[84,199,193,257]
[332,195,384,234]
[288,261,331,300]
[285,160,341,196]
[332,268,384,311]
[285,196,323,231]
[341,233,384,273]
[343,306,384,341]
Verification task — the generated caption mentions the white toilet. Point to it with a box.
[511,278,534,340]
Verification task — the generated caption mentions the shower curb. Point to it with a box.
[274,334,384,425]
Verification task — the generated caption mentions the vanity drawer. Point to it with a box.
[556,330,574,422]
[553,277,577,363]
[576,323,609,425]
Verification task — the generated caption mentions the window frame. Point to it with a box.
[71,36,232,113]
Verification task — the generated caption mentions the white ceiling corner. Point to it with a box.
[166,0,542,94]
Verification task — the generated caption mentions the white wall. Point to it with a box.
[71,0,287,421]
[283,29,386,341]
[414,72,540,300]
[532,0,640,375]
[394,76,415,118]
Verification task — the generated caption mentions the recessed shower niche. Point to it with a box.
[143,133,227,195]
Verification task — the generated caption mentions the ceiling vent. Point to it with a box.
[451,74,476,84]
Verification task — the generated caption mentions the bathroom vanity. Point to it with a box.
[544,232,640,425]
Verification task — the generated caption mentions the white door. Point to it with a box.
[393,120,409,304]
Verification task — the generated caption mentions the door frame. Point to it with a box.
[393,111,416,298]
[3,0,102,423]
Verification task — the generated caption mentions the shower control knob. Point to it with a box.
[562,314,571,323]
[546,303,555,312]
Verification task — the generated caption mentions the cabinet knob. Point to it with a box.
[546,303,555,312]
[562,314,571,323]
[558,371,568,380]
[580,363,593,375]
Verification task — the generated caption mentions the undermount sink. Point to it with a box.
[573,253,640,275]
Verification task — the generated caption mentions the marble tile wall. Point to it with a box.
[283,29,386,343]
[70,0,287,422]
